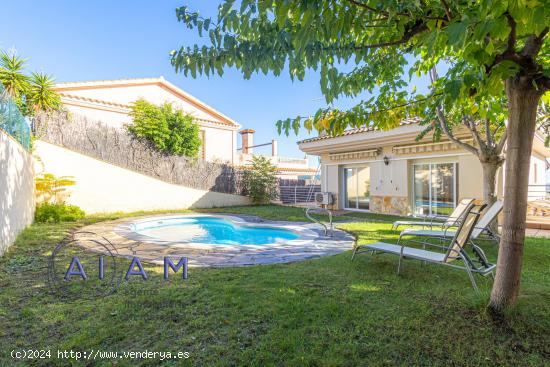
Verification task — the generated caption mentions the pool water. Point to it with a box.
[133,217,299,245]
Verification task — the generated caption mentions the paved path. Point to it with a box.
[75,213,356,267]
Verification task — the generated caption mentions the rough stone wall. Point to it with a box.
[370,195,409,215]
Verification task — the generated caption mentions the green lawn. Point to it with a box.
[1,205,549,366]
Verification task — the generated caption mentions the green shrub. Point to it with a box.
[243,156,278,204]
[127,99,201,157]
[34,202,85,223]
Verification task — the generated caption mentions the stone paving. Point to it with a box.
[74,213,356,267]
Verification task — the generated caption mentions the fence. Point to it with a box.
[527,184,550,201]
[0,85,30,150]
[35,111,246,195]
[278,185,321,205]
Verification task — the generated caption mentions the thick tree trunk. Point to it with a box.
[488,78,542,313]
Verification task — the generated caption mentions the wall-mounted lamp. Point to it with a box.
[383,156,390,166]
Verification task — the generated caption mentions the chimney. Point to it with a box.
[240,129,255,154]
[271,139,278,157]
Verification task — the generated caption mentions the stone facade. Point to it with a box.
[370,195,409,216]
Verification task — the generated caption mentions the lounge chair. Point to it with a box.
[392,198,474,230]
[398,200,503,246]
[352,204,496,291]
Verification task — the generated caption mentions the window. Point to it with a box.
[413,162,458,216]
[343,165,371,210]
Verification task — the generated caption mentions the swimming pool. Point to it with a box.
[83,214,355,266]
[132,216,299,245]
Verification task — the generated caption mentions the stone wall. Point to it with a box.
[370,195,409,215]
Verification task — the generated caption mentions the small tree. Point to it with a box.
[35,173,77,203]
[243,156,278,204]
[127,99,201,157]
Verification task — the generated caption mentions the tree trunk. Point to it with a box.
[480,159,503,232]
[481,161,499,207]
[488,77,542,313]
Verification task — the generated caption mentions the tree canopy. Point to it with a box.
[172,0,550,312]
[171,0,549,135]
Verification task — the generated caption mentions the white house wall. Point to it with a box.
[0,130,35,256]
[202,126,236,163]
[64,84,217,122]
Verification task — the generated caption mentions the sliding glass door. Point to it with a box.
[343,166,370,210]
[413,163,457,216]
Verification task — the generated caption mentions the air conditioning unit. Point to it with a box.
[315,192,333,205]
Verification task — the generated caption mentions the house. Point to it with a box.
[53,77,240,163]
[298,120,550,215]
[236,129,317,179]
[53,77,316,177]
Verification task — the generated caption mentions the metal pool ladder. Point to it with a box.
[306,207,333,237]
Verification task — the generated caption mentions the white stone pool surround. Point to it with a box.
[75,213,356,267]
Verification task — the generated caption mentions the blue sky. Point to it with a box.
[0,0,379,162]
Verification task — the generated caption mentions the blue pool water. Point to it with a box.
[134,217,299,245]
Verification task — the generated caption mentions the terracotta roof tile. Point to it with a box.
[298,117,421,144]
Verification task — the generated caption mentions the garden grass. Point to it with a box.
[0,205,548,366]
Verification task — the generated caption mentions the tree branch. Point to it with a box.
[522,27,549,57]
[350,20,428,50]
[484,118,494,147]
[463,115,485,150]
[496,131,507,154]
[435,107,479,155]
[345,0,406,17]
[440,0,452,21]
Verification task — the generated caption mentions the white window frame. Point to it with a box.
[341,164,371,212]
[412,162,458,216]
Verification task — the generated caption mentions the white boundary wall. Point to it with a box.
[0,130,35,256]
[34,141,251,214]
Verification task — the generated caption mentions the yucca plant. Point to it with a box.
[0,50,30,103]
[27,72,61,115]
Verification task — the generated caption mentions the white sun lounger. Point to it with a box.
[398,200,503,245]
[353,203,496,291]
[392,198,474,230]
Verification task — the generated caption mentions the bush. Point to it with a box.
[34,203,85,223]
[127,99,201,157]
[243,156,278,204]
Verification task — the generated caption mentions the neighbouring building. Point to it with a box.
[298,119,550,216]
[33,76,315,213]
[53,77,240,163]
[53,77,315,176]
[236,129,317,179]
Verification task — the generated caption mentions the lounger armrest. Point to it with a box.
[399,239,451,252]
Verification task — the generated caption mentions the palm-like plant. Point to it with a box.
[0,50,30,101]
[28,72,61,114]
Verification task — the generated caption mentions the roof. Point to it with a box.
[58,92,232,128]
[236,165,317,173]
[298,117,421,144]
[54,77,240,128]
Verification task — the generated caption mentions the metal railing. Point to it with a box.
[0,85,30,150]
[278,185,321,204]
[527,184,550,200]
